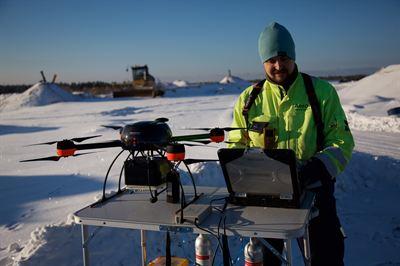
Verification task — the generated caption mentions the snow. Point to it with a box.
[0,82,78,112]
[337,65,400,133]
[338,64,400,116]
[1,67,400,265]
[219,75,249,86]
[172,80,189,87]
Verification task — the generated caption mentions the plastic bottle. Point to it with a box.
[244,237,263,266]
[195,234,212,266]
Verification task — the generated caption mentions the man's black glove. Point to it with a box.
[298,157,333,189]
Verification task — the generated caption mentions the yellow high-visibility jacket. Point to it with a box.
[228,72,354,177]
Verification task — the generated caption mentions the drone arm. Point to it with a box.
[74,140,122,151]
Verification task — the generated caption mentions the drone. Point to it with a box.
[21,118,243,220]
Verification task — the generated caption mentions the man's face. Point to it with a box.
[263,56,295,84]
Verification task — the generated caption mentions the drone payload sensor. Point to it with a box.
[124,157,171,190]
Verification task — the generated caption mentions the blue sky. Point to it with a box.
[1,0,399,84]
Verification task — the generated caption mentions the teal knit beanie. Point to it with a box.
[258,22,296,63]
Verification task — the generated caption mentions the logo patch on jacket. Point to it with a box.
[293,103,309,111]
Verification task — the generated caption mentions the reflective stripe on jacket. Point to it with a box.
[228,72,354,177]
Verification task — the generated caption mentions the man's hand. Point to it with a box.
[298,157,333,189]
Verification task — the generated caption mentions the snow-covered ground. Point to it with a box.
[0,66,400,265]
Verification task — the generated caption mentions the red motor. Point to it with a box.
[166,143,185,161]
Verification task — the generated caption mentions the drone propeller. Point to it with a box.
[185,140,213,145]
[102,125,123,130]
[180,142,219,148]
[180,142,206,147]
[102,118,168,131]
[185,127,246,132]
[183,159,219,165]
[224,141,239,144]
[185,139,237,145]
[28,135,102,146]
[20,152,96,162]
[155,117,169,122]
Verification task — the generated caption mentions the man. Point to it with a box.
[228,22,354,265]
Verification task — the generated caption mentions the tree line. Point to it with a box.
[0,81,131,95]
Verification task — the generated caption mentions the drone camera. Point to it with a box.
[124,157,171,187]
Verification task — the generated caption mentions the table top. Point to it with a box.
[74,186,314,239]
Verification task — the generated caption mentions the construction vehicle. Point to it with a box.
[113,65,164,98]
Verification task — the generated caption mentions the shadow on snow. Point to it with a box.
[0,174,102,227]
[0,125,59,136]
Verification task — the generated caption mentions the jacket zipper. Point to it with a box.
[277,86,290,149]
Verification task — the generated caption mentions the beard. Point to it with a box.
[272,69,288,75]
[268,69,289,84]
[264,61,297,86]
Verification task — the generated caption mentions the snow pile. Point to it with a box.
[0,82,77,111]
[338,64,400,116]
[219,75,249,86]
[172,80,189,87]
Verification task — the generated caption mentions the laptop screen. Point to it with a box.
[218,148,302,206]
[225,150,293,198]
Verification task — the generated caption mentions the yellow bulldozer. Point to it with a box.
[113,65,164,98]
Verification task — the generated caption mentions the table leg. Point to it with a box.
[259,238,289,265]
[81,224,90,266]
[303,226,311,266]
[284,239,292,266]
[141,230,147,266]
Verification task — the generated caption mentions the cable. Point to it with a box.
[174,160,182,170]
[102,150,125,202]
[173,161,197,202]
[178,179,186,206]
[210,197,229,265]
[183,161,198,197]
[211,215,225,265]
[117,164,125,193]
[226,218,233,266]
[215,199,233,266]
[222,216,233,266]
[211,236,221,266]
[210,197,228,205]
[209,197,229,213]
[194,219,222,252]
[146,156,157,203]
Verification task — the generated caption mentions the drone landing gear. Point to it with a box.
[90,146,205,211]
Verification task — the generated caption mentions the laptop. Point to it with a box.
[217,148,304,208]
